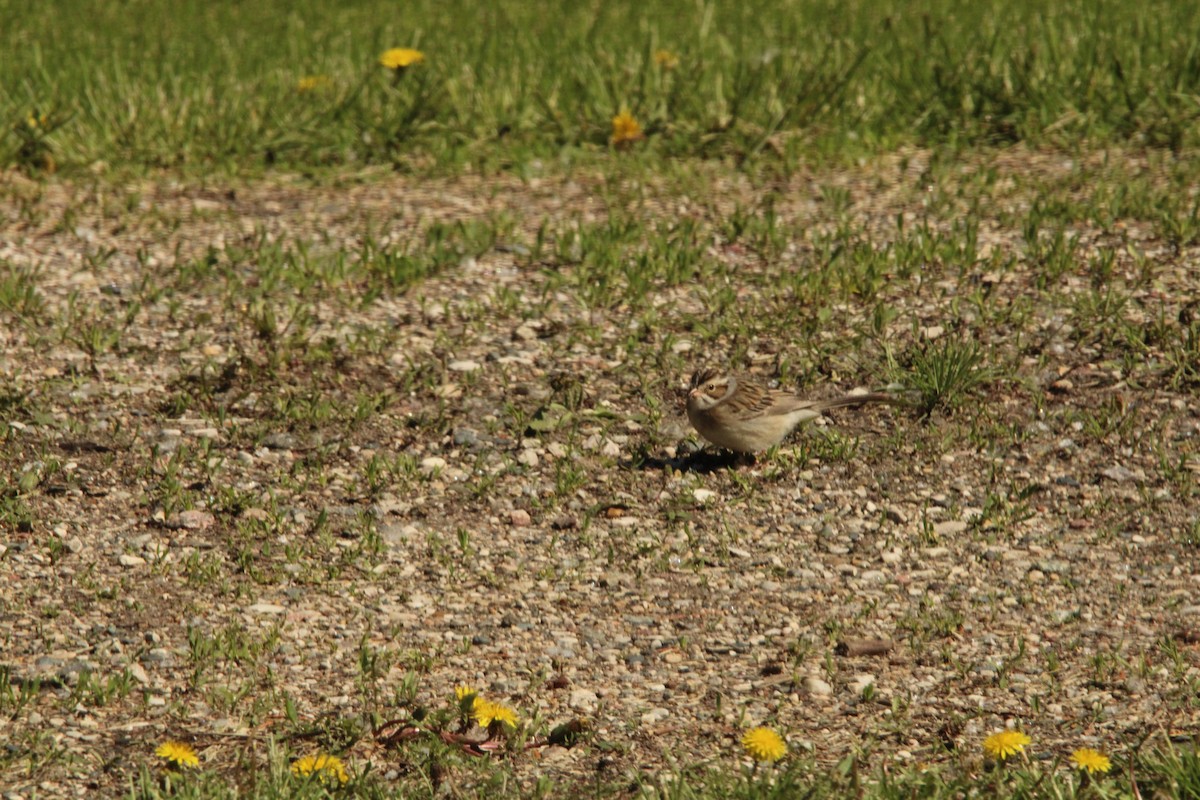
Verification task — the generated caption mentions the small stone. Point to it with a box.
[569,689,599,710]
[453,428,479,447]
[142,648,173,666]
[510,509,532,527]
[640,708,670,725]
[693,489,717,503]
[247,603,286,615]
[420,456,447,474]
[1101,465,1141,483]
[803,676,833,696]
[932,520,968,536]
[172,509,215,530]
[448,359,481,372]
[848,674,876,695]
[262,432,297,450]
[517,449,539,467]
[600,440,620,457]
[118,554,145,567]
[33,656,65,676]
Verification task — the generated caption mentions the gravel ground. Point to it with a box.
[1,150,1198,796]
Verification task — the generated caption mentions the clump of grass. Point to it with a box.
[887,337,992,416]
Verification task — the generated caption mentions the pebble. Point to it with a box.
[448,359,481,372]
[262,432,297,450]
[380,523,415,544]
[1101,465,1141,483]
[172,509,215,530]
[932,521,968,536]
[693,489,717,503]
[517,449,539,467]
[247,603,286,615]
[804,676,833,696]
[142,648,174,666]
[848,674,876,695]
[420,456,447,474]
[453,427,479,447]
[118,554,145,567]
[510,509,532,527]
[640,708,670,725]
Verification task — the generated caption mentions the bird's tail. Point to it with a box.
[814,391,910,413]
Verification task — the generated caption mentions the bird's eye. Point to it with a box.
[706,383,716,391]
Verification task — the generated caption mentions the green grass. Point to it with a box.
[121,737,1200,799]
[3,0,1200,175]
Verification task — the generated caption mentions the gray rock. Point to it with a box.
[142,648,174,666]
[1101,465,1141,483]
[453,427,479,447]
[262,432,297,450]
[569,688,599,710]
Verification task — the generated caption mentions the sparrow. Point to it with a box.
[686,367,900,453]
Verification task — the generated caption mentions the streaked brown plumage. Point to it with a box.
[686,368,898,453]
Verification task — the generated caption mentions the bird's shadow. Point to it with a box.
[628,449,754,474]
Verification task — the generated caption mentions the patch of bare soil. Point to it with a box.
[1,150,1198,796]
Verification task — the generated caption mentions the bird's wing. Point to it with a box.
[754,390,821,419]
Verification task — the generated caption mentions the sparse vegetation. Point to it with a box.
[3,1,1200,798]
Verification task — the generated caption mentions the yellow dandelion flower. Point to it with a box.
[379,48,425,70]
[742,727,787,762]
[653,49,680,69]
[454,684,477,701]
[473,699,518,729]
[983,730,1032,760]
[155,740,199,768]
[296,75,329,93]
[610,109,643,146]
[1071,748,1112,775]
[290,753,349,785]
